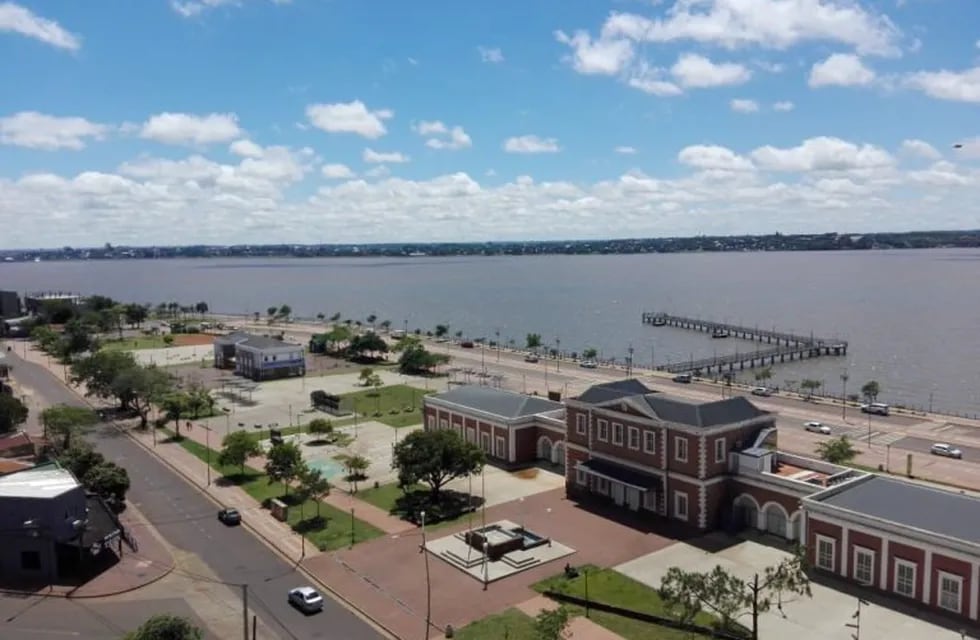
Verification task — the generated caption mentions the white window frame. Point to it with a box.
[673,490,688,521]
[466,427,476,444]
[597,477,609,496]
[815,534,836,571]
[494,435,506,459]
[674,436,688,463]
[627,426,640,450]
[612,422,624,446]
[597,419,609,442]
[853,546,874,586]
[480,432,491,453]
[643,430,656,454]
[938,571,963,614]
[575,467,587,486]
[894,559,916,599]
[439,419,448,430]
[714,438,726,464]
[576,413,587,435]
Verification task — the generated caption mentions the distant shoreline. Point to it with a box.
[2,229,980,261]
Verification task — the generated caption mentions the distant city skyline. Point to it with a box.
[1,1,979,248]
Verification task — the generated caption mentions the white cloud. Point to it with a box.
[364,165,390,179]
[730,99,759,113]
[751,136,894,172]
[0,2,80,51]
[900,139,941,160]
[229,139,263,158]
[627,63,683,96]
[363,148,409,164]
[773,101,795,112]
[599,1,902,57]
[477,46,504,63]
[0,111,108,150]
[414,120,447,136]
[953,138,980,158]
[414,120,472,150]
[140,112,242,146]
[671,53,751,88]
[555,29,634,76]
[306,101,393,139]
[322,163,355,179]
[503,135,561,154]
[171,0,291,18]
[904,66,980,104]
[615,146,637,154]
[678,145,754,171]
[809,53,876,88]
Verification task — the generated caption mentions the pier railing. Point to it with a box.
[641,312,846,349]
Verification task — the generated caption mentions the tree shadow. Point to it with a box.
[391,488,483,524]
[293,515,328,534]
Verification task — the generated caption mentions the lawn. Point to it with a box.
[357,480,424,511]
[454,608,536,640]
[533,565,725,640]
[340,384,434,428]
[356,479,481,529]
[101,335,170,351]
[167,431,384,551]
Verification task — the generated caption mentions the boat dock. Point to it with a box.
[641,312,848,374]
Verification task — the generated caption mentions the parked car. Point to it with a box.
[460,341,475,348]
[931,443,963,459]
[579,360,598,369]
[861,402,890,416]
[524,354,539,363]
[218,508,241,526]
[672,373,692,384]
[804,421,831,435]
[288,586,324,613]
[751,387,772,397]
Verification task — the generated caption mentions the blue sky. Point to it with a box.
[1,0,979,248]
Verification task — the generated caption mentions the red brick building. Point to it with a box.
[423,386,565,467]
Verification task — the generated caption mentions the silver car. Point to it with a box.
[931,443,963,459]
[288,586,324,613]
[804,421,831,435]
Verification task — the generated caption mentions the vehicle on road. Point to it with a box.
[804,421,832,435]
[931,443,963,459]
[288,586,324,613]
[751,387,772,397]
[524,354,539,363]
[460,341,475,348]
[672,373,692,383]
[861,402,890,416]
[711,329,729,339]
[579,360,598,369]
[218,507,241,525]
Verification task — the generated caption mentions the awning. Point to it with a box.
[578,459,662,491]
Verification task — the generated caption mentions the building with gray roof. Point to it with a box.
[212,332,305,381]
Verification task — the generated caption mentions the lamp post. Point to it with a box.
[349,506,355,549]
[627,344,634,378]
[205,426,211,486]
[495,329,500,362]
[546,508,552,547]
[866,409,872,449]
[555,337,561,371]
[420,510,432,640]
[519,496,526,532]
[841,371,849,421]
[482,541,489,590]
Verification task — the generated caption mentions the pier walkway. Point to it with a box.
[642,312,848,374]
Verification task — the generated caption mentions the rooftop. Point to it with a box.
[428,385,563,420]
[813,475,980,545]
[0,431,33,455]
[0,463,80,499]
[213,331,251,345]
[240,334,300,350]
[576,379,653,404]
[640,395,767,428]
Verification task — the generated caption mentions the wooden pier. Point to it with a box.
[641,312,848,374]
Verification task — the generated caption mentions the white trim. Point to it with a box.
[495,435,507,460]
[894,558,917,599]
[643,430,656,454]
[627,426,640,451]
[575,467,587,486]
[816,534,836,572]
[879,538,889,590]
[612,422,623,446]
[714,437,727,464]
[674,490,689,522]
[698,484,707,529]
[762,501,791,538]
[597,419,609,442]
[675,436,688,463]
[853,545,875,586]
[923,550,932,606]
[576,413,587,435]
[937,570,963,614]
[842,528,849,579]
[736,474,815,499]
[698,434,706,480]
[427,415,436,430]
[439,418,449,430]
[583,449,726,486]
[971,562,979,620]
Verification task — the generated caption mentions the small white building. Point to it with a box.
[234,335,305,381]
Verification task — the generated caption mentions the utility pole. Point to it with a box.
[241,584,249,640]
[841,371,849,421]
[555,337,561,372]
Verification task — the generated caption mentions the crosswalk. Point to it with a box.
[832,427,905,446]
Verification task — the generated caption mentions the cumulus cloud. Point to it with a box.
[322,163,355,179]
[730,99,759,113]
[678,145,755,171]
[414,120,472,150]
[171,0,291,18]
[229,139,263,158]
[477,46,504,63]
[140,112,242,146]
[503,135,561,154]
[554,29,635,76]
[362,148,409,163]
[671,53,751,88]
[306,101,393,139]
[0,2,80,51]
[772,101,795,112]
[750,136,894,172]
[900,139,941,160]
[904,66,980,104]
[0,111,108,150]
[809,54,876,88]
[615,146,637,154]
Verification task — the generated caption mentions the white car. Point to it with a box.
[804,421,831,435]
[579,360,598,369]
[931,443,963,459]
[751,387,772,397]
[288,586,324,613]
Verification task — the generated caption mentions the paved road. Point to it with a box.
[0,596,203,639]
[895,436,980,461]
[3,350,384,640]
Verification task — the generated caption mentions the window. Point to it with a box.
[495,436,507,459]
[612,422,624,446]
[853,547,874,585]
[894,560,916,598]
[427,416,435,430]
[597,477,610,495]
[938,572,962,613]
[675,436,688,463]
[576,467,587,485]
[673,491,688,521]
[597,419,609,442]
[628,427,640,450]
[439,419,448,430]
[576,413,587,435]
[466,427,476,443]
[815,535,835,571]
[714,438,727,464]
[480,432,491,453]
[643,430,656,454]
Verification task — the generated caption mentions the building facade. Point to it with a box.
[423,386,565,467]
[235,335,305,381]
[213,332,249,369]
[0,290,20,319]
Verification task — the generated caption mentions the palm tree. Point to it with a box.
[366,314,377,330]
[316,312,325,322]
[379,320,392,333]
[329,312,342,323]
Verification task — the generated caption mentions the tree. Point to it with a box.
[161,391,191,437]
[359,368,375,386]
[582,347,598,360]
[324,325,353,353]
[298,465,331,517]
[434,324,449,338]
[861,380,880,403]
[329,312,342,323]
[659,551,811,640]
[316,312,325,322]
[392,429,485,499]
[71,350,140,409]
[59,441,106,480]
[40,405,98,449]
[344,454,370,492]
[278,304,292,320]
[0,394,29,434]
[816,436,857,464]
[60,317,97,359]
[366,313,377,330]
[265,441,304,496]
[800,379,822,399]
[754,367,773,384]
[526,333,542,350]
[307,418,333,442]
[379,319,392,333]
[118,365,173,428]
[194,301,209,317]
[84,461,130,503]
[397,342,449,375]
[124,614,202,640]
[347,332,388,361]
[218,431,262,475]
[124,303,148,328]
[31,325,60,352]
[534,606,572,640]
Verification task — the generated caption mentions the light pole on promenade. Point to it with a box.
[840,371,849,421]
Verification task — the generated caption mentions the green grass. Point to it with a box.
[356,480,424,511]
[533,566,723,640]
[237,417,356,444]
[101,335,171,351]
[454,608,537,640]
[339,384,434,428]
[163,430,384,551]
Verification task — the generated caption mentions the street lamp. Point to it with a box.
[420,510,432,640]
[546,508,552,547]
[349,506,356,549]
[555,337,561,372]
[495,329,500,362]
[482,541,490,591]
[840,371,849,421]
[205,426,211,486]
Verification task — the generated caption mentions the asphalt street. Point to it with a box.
[2,350,384,640]
[895,435,980,461]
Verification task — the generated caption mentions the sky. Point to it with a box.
[1,0,979,249]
